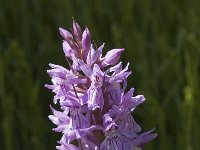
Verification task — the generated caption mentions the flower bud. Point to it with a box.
[73,19,82,42]
[103,48,124,66]
[59,27,73,41]
[82,28,91,58]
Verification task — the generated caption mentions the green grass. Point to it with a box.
[0,0,200,149]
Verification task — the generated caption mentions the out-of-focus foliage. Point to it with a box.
[0,0,200,150]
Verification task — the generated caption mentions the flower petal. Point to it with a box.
[56,143,78,150]
[133,128,157,147]
[78,60,93,77]
[63,41,78,59]
[93,43,104,63]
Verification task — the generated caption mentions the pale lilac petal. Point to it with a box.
[123,114,141,138]
[53,124,69,132]
[44,84,56,90]
[86,45,95,66]
[108,63,131,83]
[87,87,103,110]
[105,61,122,74]
[60,99,81,108]
[64,125,103,143]
[76,125,103,139]
[56,143,78,150]
[48,105,70,125]
[72,58,80,70]
[47,63,71,79]
[78,60,93,77]
[63,41,78,58]
[93,43,104,63]
[133,128,157,147]
[47,69,66,79]
[122,95,145,112]
[122,88,135,101]
[49,63,67,69]
[107,83,121,105]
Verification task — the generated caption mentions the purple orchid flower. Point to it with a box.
[46,19,157,150]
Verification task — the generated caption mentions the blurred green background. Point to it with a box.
[0,0,200,149]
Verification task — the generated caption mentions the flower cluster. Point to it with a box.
[45,20,157,150]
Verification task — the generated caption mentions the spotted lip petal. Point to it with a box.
[100,121,133,150]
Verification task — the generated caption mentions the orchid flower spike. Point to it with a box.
[46,19,157,150]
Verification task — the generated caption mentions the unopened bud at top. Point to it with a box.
[73,19,82,43]
[82,27,91,58]
[103,48,124,67]
[59,28,73,42]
